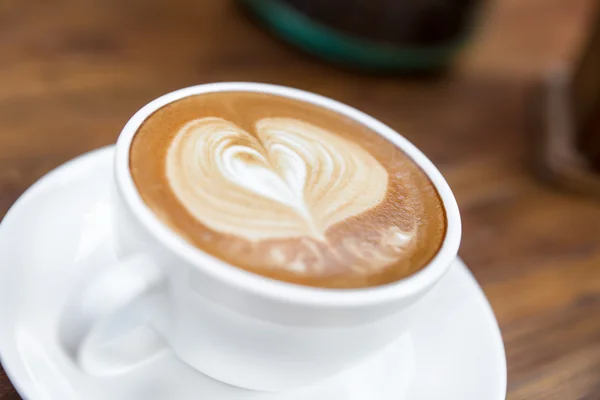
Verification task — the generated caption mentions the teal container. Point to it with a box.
[240,0,484,72]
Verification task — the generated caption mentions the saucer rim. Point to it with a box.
[0,146,506,400]
[0,147,116,400]
[456,260,507,400]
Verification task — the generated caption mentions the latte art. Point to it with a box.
[130,92,446,288]
[166,117,392,243]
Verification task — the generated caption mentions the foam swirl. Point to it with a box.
[165,117,391,242]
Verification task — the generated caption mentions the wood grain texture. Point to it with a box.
[0,0,599,399]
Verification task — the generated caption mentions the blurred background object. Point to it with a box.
[536,3,600,197]
[239,0,487,71]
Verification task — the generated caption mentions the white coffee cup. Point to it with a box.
[58,82,461,392]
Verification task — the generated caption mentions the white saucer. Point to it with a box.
[0,147,507,400]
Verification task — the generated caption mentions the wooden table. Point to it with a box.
[1,0,599,398]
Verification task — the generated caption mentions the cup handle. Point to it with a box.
[58,253,166,373]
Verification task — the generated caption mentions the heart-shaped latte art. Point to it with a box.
[166,117,389,242]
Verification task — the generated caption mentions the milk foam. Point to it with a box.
[165,117,401,245]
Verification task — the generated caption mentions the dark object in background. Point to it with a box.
[536,4,600,197]
[572,8,600,173]
[240,0,486,71]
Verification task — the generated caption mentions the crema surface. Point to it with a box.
[130,92,446,288]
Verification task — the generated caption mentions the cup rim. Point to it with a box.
[115,82,461,308]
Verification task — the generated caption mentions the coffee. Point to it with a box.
[130,92,446,288]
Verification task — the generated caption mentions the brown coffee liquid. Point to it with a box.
[130,92,446,289]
